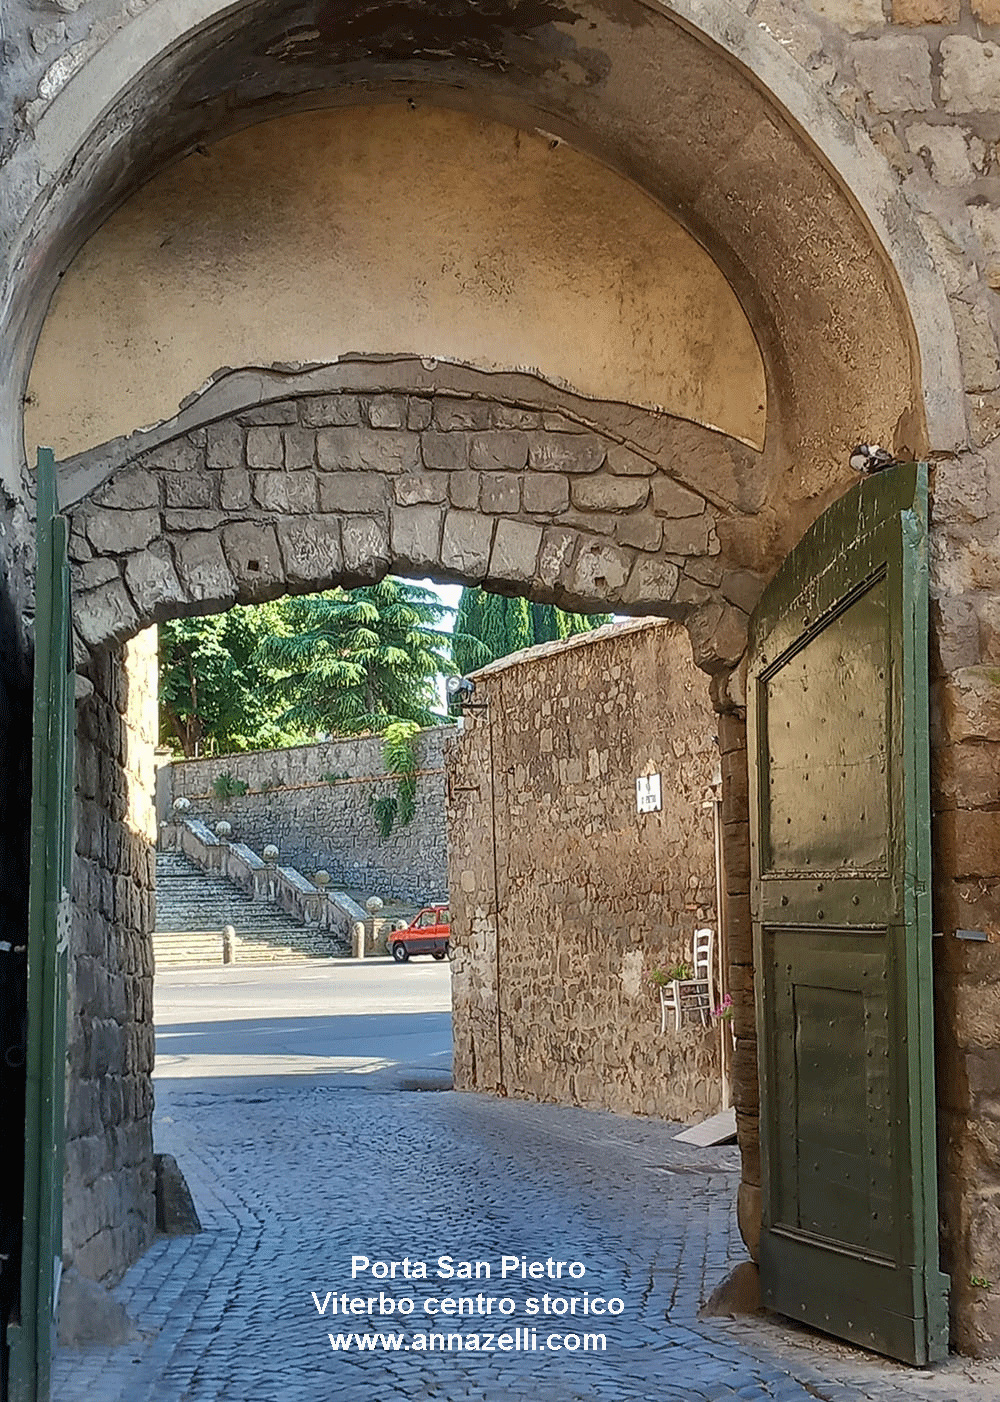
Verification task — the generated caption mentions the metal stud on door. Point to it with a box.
[747,464,948,1364]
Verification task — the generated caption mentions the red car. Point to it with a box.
[388,904,450,962]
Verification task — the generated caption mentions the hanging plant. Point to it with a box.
[369,721,421,839]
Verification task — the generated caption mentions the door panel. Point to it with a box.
[748,464,948,1364]
[7,449,75,1402]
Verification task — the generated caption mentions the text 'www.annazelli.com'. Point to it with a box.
[328,1329,607,1353]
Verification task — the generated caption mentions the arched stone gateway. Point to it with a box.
[2,0,998,1369]
[62,359,776,678]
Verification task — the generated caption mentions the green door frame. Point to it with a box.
[7,448,75,1402]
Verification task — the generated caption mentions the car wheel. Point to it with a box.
[433,949,446,961]
[392,943,409,963]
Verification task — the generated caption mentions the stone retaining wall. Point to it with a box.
[165,728,451,904]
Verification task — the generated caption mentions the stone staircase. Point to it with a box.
[153,850,348,967]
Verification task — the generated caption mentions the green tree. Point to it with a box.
[159,604,302,757]
[451,587,611,674]
[255,579,461,737]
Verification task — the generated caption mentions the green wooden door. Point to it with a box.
[7,449,75,1402]
[747,463,949,1364]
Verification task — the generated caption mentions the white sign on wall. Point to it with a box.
[636,773,662,813]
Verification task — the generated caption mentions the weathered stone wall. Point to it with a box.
[165,728,450,904]
[63,631,157,1282]
[448,618,722,1121]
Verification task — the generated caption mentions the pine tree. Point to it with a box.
[452,587,611,673]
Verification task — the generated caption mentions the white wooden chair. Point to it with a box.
[659,927,715,1033]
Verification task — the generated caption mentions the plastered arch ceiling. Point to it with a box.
[13,0,943,496]
[27,106,766,460]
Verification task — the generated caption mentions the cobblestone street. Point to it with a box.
[53,965,999,1402]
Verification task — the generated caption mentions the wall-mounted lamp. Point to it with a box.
[446,675,488,712]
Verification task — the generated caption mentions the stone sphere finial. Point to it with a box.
[263,844,279,863]
[314,870,331,888]
[214,820,232,840]
[173,796,192,814]
[365,896,384,915]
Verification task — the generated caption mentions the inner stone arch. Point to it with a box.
[62,359,774,676]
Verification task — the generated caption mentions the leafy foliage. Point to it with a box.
[451,587,612,676]
[158,605,305,758]
[254,580,459,737]
[211,772,249,801]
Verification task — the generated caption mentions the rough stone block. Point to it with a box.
[407,398,433,431]
[94,470,159,511]
[341,516,391,579]
[77,558,121,592]
[973,0,1000,18]
[390,505,444,571]
[219,469,252,510]
[606,444,656,476]
[447,472,481,510]
[124,541,188,618]
[154,1153,201,1235]
[252,471,318,514]
[246,427,283,469]
[523,473,569,514]
[318,473,388,514]
[479,474,521,514]
[394,474,446,505]
[470,431,529,472]
[75,580,139,648]
[84,509,161,557]
[852,37,932,113]
[489,519,544,585]
[941,36,1000,113]
[143,438,201,473]
[940,667,1000,742]
[621,556,679,608]
[174,533,237,606]
[301,394,361,427]
[652,476,706,517]
[205,419,244,470]
[282,427,316,470]
[892,0,958,20]
[421,431,471,471]
[221,522,284,598]
[317,427,419,473]
[572,475,649,512]
[615,515,663,552]
[434,397,490,430]
[491,404,540,429]
[367,395,406,429]
[568,541,632,605]
[810,0,884,31]
[440,510,494,579]
[906,123,976,187]
[163,472,218,510]
[951,301,1000,393]
[527,434,606,474]
[660,513,714,556]
[538,527,579,592]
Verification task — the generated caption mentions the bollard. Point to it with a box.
[222,924,236,965]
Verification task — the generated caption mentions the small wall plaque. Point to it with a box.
[636,773,662,813]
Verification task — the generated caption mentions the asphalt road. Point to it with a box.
[153,956,454,1089]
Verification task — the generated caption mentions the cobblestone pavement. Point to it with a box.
[53,970,1000,1402]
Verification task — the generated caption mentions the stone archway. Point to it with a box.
[7,0,993,1362]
